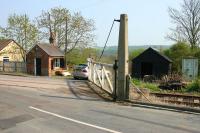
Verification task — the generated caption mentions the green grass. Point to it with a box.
[131,78,200,95]
[131,78,160,92]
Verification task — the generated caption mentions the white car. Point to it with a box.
[73,64,88,79]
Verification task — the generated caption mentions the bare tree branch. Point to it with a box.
[167,0,200,49]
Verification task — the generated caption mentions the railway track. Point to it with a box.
[150,93,200,107]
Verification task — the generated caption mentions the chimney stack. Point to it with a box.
[49,32,56,46]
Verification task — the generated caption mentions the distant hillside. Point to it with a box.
[96,45,171,56]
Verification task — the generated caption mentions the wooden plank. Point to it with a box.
[95,68,103,88]
[103,67,113,93]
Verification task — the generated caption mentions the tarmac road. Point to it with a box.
[0,75,200,133]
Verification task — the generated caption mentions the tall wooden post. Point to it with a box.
[117,14,129,100]
[64,17,68,69]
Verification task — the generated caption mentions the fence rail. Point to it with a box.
[0,61,26,73]
[88,61,115,96]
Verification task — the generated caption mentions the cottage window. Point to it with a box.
[3,57,9,62]
[54,58,60,68]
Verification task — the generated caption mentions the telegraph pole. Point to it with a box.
[24,14,27,72]
[24,14,27,51]
[117,14,129,100]
[64,17,68,69]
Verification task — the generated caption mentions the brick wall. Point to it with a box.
[27,45,50,76]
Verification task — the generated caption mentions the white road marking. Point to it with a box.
[29,106,122,133]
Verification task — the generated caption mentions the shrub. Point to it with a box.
[163,42,191,72]
[186,79,200,92]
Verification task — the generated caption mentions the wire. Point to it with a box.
[98,20,116,61]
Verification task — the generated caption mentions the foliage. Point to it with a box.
[36,7,95,52]
[164,42,191,72]
[0,7,96,62]
[66,48,98,65]
[0,14,39,61]
[129,48,144,60]
[167,0,200,49]
[186,79,200,92]
[0,36,5,39]
[132,78,160,92]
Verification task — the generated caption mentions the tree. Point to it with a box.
[67,48,98,65]
[129,49,144,60]
[164,42,191,72]
[0,14,39,61]
[36,7,95,53]
[168,0,200,49]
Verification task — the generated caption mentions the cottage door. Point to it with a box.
[36,58,41,76]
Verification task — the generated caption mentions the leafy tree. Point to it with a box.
[129,48,144,60]
[0,36,5,39]
[167,0,200,49]
[0,14,39,61]
[36,7,95,53]
[67,48,98,65]
[164,42,191,72]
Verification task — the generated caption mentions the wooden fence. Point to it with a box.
[0,61,26,73]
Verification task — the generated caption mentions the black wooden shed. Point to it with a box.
[132,47,172,78]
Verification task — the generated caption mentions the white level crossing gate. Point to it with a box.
[88,14,129,100]
[88,61,115,95]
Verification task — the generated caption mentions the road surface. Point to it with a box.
[0,75,199,133]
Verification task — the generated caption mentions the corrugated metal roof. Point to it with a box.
[37,43,64,57]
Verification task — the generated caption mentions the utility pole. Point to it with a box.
[24,14,27,72]
[24,14,27,51]
[117,14,129,100]
[64,17,68,69]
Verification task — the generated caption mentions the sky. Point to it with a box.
[0,0,183,47]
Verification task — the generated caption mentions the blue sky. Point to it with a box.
[0,0,182,46]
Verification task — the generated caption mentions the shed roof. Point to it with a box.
[28,43,64,57]
[132,47,172,63]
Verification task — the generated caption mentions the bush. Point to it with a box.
[164,42,191,72]
[186,79,200,92]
